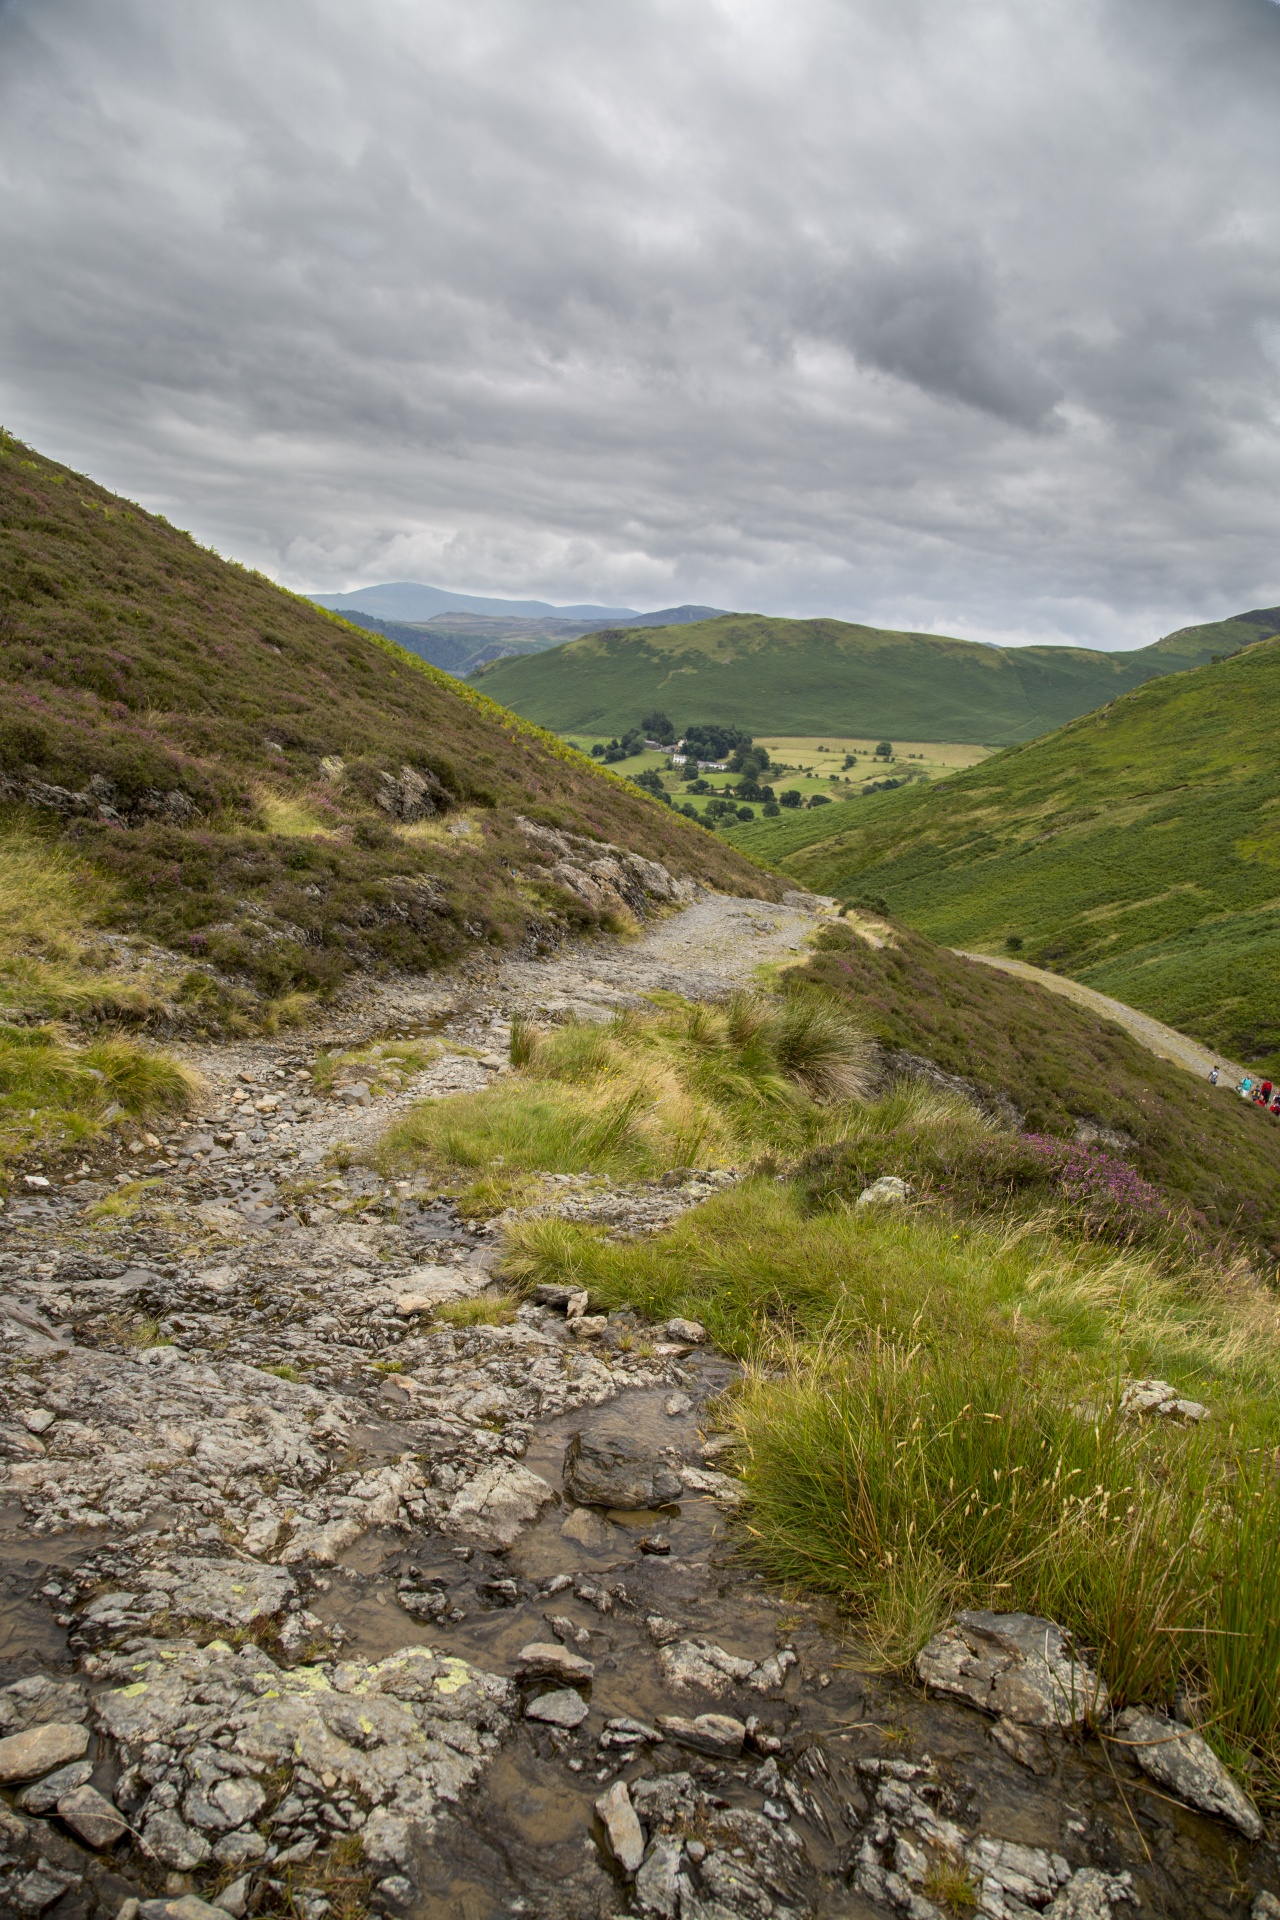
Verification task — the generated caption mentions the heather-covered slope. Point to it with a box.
[0,431,776,1027]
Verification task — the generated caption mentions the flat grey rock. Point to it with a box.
[656,1711,745,1757]
[1114,1707,1262,1840]
[16,1759,94,1812]
[635,1835,684,1918]
[1045,1868,1138,1916]
[660,1318,706,1344]
[525,1687,589,1728]
[56,1782,128,1848]
[516,1641,595,1685]
[856,1174,909,1206]
[917,1610,1108,1729]
[0,1721,90,1783]
[445,1459,556,1550]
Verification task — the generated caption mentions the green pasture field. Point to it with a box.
[568,734,990,826]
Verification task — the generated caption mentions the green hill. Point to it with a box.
[0,431,775,1029]
[729,634,1280,1071]
[469,610,1257,745]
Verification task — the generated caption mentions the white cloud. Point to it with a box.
[3,0,1280,646]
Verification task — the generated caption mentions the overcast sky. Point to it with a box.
[4,0,1280,647]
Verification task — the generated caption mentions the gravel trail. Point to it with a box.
[0,890,1265,1920]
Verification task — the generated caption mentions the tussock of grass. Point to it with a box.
[379,991,871,1188]
[379,976,1280,1786]
[0,1025,200,1162]
[0,824,164,1022]
[499,1082,1280,1784]
[433,1295,518,1326]
[253,789,337,838]
[501,1170,1280,1414]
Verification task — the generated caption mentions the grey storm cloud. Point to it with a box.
[4,0,1280,646]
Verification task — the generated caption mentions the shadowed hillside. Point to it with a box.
[0,431,776,1030]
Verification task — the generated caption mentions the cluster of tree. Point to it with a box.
[681,722,752,762]
[778,789,833,810]
[640,710,676,744]
[631,766,673,804]
[591,727,645,761]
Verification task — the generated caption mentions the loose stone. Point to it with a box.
[917,1610,1108,1729]
[16,1759,94,1812]
[563,1428,683,1508]
[516,1641,595,1685]
[655,1712,746,1757]
[595,1778,646,1873]
[56,1781,128,1848]
[525,1688,590,1729]
[0,1721,91,1783]
[1114,1707,1263,1840]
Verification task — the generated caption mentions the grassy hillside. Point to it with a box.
[434,966,1280,1786]
[0,430,776,1030]
[469,610,1249,745]
[730,635,1280,1071]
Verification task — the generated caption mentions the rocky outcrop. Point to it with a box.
[373,763,455,822]
[917,1611,1109,1730]
[852,1756,1135,1920]
[94,1637,513,1875]
[1119,1378,1210,1423]
[517,817,703,920]
[0,767,201,826]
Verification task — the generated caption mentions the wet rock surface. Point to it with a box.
[917,1612,1109,1732]
[0,897,1274,1918]
[1113,1709,1264,1841]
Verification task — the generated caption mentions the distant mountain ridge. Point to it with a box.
[309,579,727,626]
[328,600,729,676]
[469,609,1262,745]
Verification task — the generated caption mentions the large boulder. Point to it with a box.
[916,1610,1108,1729]
[563,1429,684,1509]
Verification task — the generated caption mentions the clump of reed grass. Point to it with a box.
[434,1295,518,1327]
[0,1022,200,1161]
[378,989,870,1187]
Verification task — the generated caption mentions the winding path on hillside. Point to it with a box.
[955,947,1246,1085]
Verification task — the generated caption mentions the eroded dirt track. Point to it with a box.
[0,897,1271,1920]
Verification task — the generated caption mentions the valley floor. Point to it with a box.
[0,897,1273,1920]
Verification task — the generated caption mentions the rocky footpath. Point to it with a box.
[0,896,1276,1920]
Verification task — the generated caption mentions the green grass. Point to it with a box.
[378,991,873,1197]
[374,971,1280,1789]
[0,431,776,1026]
[470,610,1243,746]
[787,917,1280,1258]
[433,1296,519,1327]
[0,1025,199,1164]
[498,1092,1280,1786]
[730,633,1280,1072]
